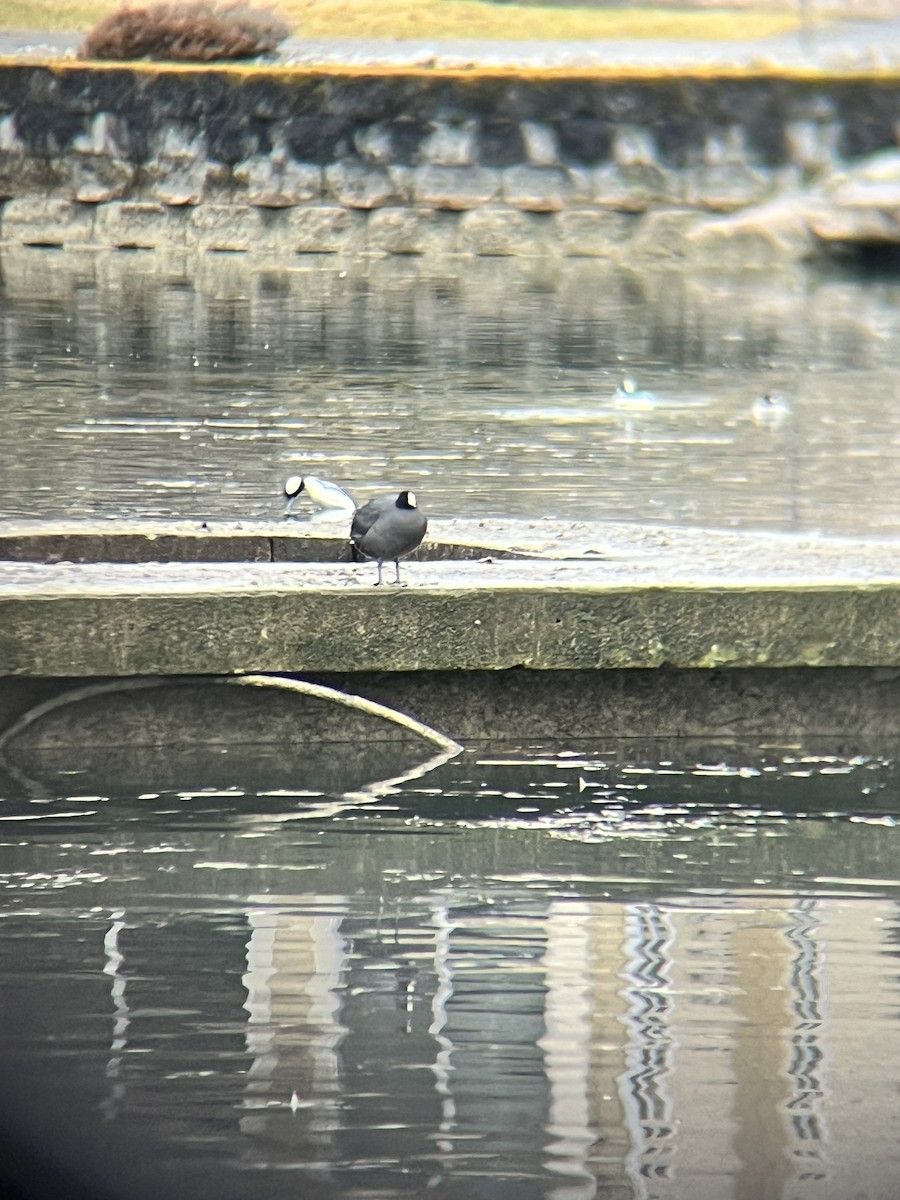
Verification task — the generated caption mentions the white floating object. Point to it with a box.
[750,392,791,428]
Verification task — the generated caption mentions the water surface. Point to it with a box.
[1,735,899,1200]
[1,250,899,535]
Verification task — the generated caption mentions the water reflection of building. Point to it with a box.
[222,894,898,1197]
[240,901,348,1169]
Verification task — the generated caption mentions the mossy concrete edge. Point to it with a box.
[2,519,897,676]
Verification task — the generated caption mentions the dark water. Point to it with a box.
[1,248,900,535]
[1,735,899,1200]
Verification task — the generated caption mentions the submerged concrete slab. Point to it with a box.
[0,519,898,676]
[1,666,899,746]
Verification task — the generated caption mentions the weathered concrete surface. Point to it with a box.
[0,519,898,676]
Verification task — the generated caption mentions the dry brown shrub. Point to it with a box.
[79,2,291,61]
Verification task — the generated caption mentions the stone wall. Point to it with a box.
[0,61,898,258]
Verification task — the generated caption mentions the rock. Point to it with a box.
[809,148,900,242]
[685,196,817,265]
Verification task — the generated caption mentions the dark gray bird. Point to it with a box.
[350,491,427,586]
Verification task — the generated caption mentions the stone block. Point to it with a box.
[413,165,500,210]
[0,196,96,247]
[521,121,559,167]
[612,125,659,167]
[553,209,636,257]
[145,161,209,206]
[144,123,209,206]
[387,164,415,202]
[459,208,550,256]
[325,161,399,209]
[366,206,459,255]
[0,115,21,152]
[565,167,593,205]
[594,163,682,212]
[0,152,62,201]
[502,165,573,213]
[685,164,773,211]
[233,155,321,207]
[93,200,188,248]
[71,112,127,159]
[419,120,476,167]
[784,120,842,173]
[286,204,367,254]
[187,204,274,252]
[71,156,135,203]
[353,122,395,165]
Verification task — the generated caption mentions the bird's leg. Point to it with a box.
[388,559,407,587]
[375,560,384,586]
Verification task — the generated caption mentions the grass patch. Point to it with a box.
[0,0,813,41]
[281,1,803,42]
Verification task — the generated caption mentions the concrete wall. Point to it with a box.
[2,667,900,745]
[1,61,897,259]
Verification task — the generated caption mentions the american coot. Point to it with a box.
[284,475,356,515]
[350,491,427,586]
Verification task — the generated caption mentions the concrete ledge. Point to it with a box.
[0,519,898,675]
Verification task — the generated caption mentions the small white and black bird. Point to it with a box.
[750,393,791,429]
[284,475,355,515]
[350,491,427,586]
[612,374,658,406]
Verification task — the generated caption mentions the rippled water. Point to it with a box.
[1,248,900,534]
[1,736,899,1199]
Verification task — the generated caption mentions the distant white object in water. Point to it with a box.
[284,474,355,515]
[750,393,791,428]
[612,375,658,406]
